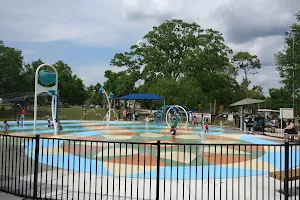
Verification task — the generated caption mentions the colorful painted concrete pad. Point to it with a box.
[11,120,299,180]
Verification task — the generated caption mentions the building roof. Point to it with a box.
[257,109,280,113]
[229,98,265,107]
[9,97,26,102]
[115,93,165,100]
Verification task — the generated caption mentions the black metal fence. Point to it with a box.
[0,135,299,199]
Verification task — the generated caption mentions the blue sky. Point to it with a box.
[1,0,299,94]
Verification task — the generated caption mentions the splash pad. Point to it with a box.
[5,119,293,180]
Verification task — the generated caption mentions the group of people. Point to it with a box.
[1,109,27,135]
[244,114,298,141]
[168,115,209,143]
[47,115,63,134]
[191,115,209,133]
[0,113,63,135]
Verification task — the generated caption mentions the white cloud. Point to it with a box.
[0,0,298,96]
[75,64,125,87]
[0,0,135,47]
[229,35,286,95]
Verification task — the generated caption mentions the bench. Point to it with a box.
[269,168,300,181]
[269,169,300,196]
[291,134,300,142]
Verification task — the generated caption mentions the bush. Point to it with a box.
[0,106,5,111]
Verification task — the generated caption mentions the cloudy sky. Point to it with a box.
[1,0,299,95]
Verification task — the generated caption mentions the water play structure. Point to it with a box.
[99,87,117,124]
[33,64,58,132]
[156,105,189,128]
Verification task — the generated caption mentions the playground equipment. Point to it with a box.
[99,87,115,125]
[34,64,58,132]
[156,105,189,128]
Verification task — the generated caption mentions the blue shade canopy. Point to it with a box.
[115,93,165,100]
[38,70,56,85]
[9,97,25,102]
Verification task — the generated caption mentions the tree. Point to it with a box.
[22,59,44,92]
[0,41,24,94]
[231,51,261,86]
[110,19,236,109]
[52,61,87,105]
[103,70,140,97]
[265,88,291,109]
[275,11,300,93]
[85,83,104,105]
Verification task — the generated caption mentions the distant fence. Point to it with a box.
[0,135,299,199]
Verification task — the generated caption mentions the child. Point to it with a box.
[204,119,209,133]
[20,109,26,128]
[57,120,63,135]
[47,115,51,128]
[1,120,9,135]
[16,116,20,127]
[170,126,176,143]
[271,117,276,133]
[192,116,197,129]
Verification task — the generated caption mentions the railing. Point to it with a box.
[0,135,299,199]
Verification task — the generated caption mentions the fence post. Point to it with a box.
[156,141,161,200]
[33,135,40,199]
[284,142,289,200]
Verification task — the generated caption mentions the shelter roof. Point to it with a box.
[115,93,164,100]
[229,98,265,107]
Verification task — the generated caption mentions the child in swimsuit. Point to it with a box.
[204,119,209,133]
[170,126,176,143]
[1,120,9,135]
[57,120,63,135]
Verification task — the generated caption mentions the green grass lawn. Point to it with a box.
[0,107,121,121]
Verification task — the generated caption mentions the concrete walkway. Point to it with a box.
[0,191,22,199]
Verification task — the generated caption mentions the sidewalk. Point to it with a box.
[0,192,22,199]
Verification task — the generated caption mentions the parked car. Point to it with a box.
[89,104,95,108]
[95,105,100,108]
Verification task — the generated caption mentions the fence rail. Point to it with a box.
[0,135,299,199]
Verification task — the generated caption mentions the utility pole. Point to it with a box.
[287,30,296,118]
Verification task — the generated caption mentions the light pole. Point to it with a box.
[287,30,295,118]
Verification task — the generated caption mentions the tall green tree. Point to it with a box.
[85,83,104,105]
[52,61,87,105]
[231,51,261,87]
[0,41,24,94]
[265,88,291,109]
[275,11,300,94]
[22,59,44,92]
[110,19,237,109]
[103,70,140,97]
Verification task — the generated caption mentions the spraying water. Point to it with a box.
[103,108,119,122]
[75,109,104,133]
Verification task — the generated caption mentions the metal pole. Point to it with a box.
[284,142,289,200]
[292,34,295,118]
[156,141,161,200]
[33,134,40,199]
